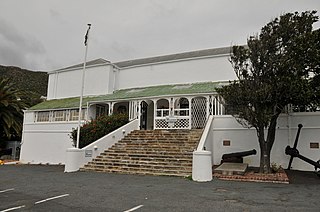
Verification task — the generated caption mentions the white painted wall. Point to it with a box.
[47,55,235,99]
[65,119,139,172]
[117,56,236,90]
[47,65,113,100]
[211,113,320,171]
[20,111,77,164]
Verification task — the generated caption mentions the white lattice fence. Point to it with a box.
[173,118,189,128]
[155,119,169,128]
[155,118,190,129]
[191,97,207,129]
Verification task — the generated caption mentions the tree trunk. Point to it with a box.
[257,113,280,173]
[257,126,270,173]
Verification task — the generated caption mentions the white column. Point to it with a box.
[154,99,158,129]
[129,101,132,120]
[188,97,192,129]
[137,101,141,129]
[206,96,210,120]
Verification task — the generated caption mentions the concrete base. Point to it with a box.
[64,148,84,172]
[214,163,248,175]
[192,150,212,182]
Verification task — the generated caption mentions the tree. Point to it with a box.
[0,78,26,143]
[216,11,320,173]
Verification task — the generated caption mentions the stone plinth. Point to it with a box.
[214,163,248,175]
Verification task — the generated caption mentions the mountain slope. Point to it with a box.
[0,65,48,96]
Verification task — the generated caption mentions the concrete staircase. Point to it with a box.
[81,129,202,177]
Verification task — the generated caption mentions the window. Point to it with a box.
[96,105,108,118]
[35,109,87,122]
[36,111,50,122]
[69,109,86,121]
[53,110,66,122]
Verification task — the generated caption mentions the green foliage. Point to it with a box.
[217,11,320,173]
[70,113,129,148]
[270,162,282,173]
[0,66,47,143]
[0,78,27,141]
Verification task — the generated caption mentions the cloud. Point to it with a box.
[0,18,46,70]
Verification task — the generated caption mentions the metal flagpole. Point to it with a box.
[76,24,91,149]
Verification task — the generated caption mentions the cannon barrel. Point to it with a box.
[222,149,257,160]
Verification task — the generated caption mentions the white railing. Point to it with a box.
[155,108,191,129]
[192,115,214,182]
[65,119,139,172]
[156,109,170,117]
[174,109,189,116]
[196,115,214,151]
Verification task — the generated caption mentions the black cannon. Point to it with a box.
[285,124,320,177]
[221,149,257,163]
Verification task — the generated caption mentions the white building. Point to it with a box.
[20,46,320,172]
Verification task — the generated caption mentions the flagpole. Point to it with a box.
[76,24,91,149]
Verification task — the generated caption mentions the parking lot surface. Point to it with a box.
[0,165,319,211]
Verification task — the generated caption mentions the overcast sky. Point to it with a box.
[0,0,319,71]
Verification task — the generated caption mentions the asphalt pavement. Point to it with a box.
[0,165,319,211]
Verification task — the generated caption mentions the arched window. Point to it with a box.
[174,97,189,116]
[156,99,169,117]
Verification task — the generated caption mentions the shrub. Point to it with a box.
[70,113,129,148]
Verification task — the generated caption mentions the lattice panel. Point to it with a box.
[155,118,190,129]
[155,119,169,129]
[191,97,207,129]
[173,118,189,129]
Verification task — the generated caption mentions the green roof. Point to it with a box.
[29,81,227,111]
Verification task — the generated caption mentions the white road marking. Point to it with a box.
[123,205,144,212]
[0,205,25,212]
[34,194,69,205]
[0,188,14,193]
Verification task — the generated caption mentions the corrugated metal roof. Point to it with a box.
[29,81,228,110]
[54,58,110,72]
[52,46,231,72]
[114,46,231,68]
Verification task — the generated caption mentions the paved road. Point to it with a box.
[0,165,319,211]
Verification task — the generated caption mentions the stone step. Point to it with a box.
[81,165,191,177]
[114,142,197,147]
[85,162,192,170]
[92,157,192,164]
[100,152,193,158]
[95,155,193,163]
[112,143,197,150]
[105,150,193,155]
[120,138,197,142]
[80,167,191,177]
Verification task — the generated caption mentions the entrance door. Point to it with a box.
[140,101,148,130]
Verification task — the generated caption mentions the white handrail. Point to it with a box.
[65,119,139,172]
[196,115,214,151]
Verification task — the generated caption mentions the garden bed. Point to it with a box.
[213,166,289,184]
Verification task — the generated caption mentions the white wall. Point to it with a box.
[211,113,320,171]
[47,55,235,99]
[117,56,236,90]
[47,65,113,100]
[20,112,77,164]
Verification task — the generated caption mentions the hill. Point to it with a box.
[0,65,48,97]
